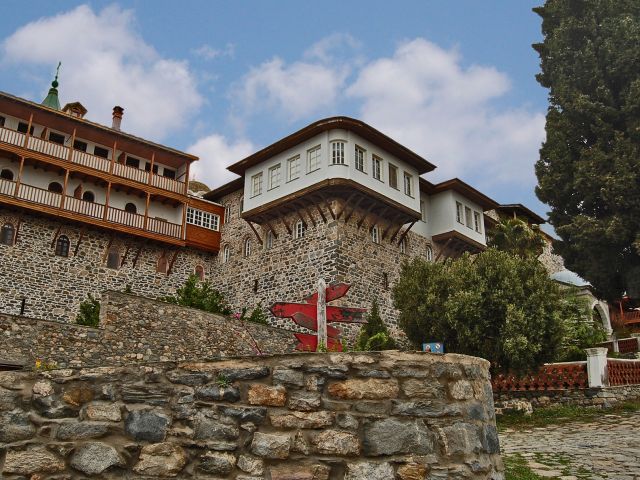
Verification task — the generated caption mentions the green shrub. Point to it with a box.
[76,294,100,327]
[166,275,231,315]
[247,303,269,325]
[355,299,396,351]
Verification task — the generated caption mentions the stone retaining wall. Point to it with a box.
[0,291,296,368]
[0,351,503,479]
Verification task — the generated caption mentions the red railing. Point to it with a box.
[608,359,640,386]
[0,126,26,147]
[71,150,110,172]
[492,362,588,392]
[147,217,182,238]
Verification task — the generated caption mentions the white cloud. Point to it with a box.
[231,35,358,123]
[347,38,545,190]
[1,5,202,141]
[187,134,254,189]
[192,43,235,61]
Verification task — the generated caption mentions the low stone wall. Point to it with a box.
[0,351,504,479]
[0,291,296,368]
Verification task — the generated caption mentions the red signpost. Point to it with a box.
[269,282,366,352]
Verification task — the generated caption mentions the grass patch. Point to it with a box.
[504,454,556,480]
[497,400,640,430]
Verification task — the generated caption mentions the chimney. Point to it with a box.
[112,106,124,130]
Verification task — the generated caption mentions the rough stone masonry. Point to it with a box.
[0,351,504,479]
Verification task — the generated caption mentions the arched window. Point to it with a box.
[82,191,95,203]
[156,255,168,274]
[124,203,137,214]
[295,221,306,239]
[195,265,205,281]
[265,230,274,250]
[1,223,15,245]
[106,247,121,269]
[48,182,63,193]
[0,169,14,181]
[426,245,433,262]
[371,225,380,244]
[239,197,244,214]
[399,238,407,254]
[55,235,70,257]
[244,238,252,257]
[222,244,230,263]
[224,205,231,223]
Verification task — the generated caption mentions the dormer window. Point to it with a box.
[331,141,345,165]
[465,206,472,228]
[287,156,300,181]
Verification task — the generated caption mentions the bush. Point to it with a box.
[76,294,100,327]
[166,275,231,315]
[355,299,396,351]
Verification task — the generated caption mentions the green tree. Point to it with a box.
[533,1,640,301]
[76,294,100,327]
[488,217,546,258]
[355,299,396,351]
[393,250,564,373]
[166,275,232,315]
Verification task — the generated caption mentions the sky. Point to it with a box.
[0,1,551,222]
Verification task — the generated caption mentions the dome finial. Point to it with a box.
[52,61,61,88]
[42,61,62,110]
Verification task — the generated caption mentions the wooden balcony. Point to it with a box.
[0,125,187,197]
[0,177,184,245]
[611,310,640,328]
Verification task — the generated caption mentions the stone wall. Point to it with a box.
[0,351,504,479]
[0,207,217,323]
[213,188,439,342]
[0,291,296,368]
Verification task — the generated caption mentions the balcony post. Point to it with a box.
[60,169,69,209]
[13,156,24,197]
[110,141,117,174]
[184,161,191,195]
[22,114,33,148]
[148,153,155,186]
[181,202,187,240]
[103,182,111,221]
[67,128,76,162]
[143,192,150,230]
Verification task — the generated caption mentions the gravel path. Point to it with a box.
[499,412,640,479]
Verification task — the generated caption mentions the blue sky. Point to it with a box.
[0,1,550,221]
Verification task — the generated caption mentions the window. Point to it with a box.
[195,265,205,281]
[82,191,95,203]
[222,244,230,263]
[126,156,140,169]
[331,141,345,165]
[17,122,34,135]
[48,182,63,193]
[144,163,159,174]
[107,248,121,269]
[456,202,464,224]
[388,164,398,189]
[268,164,281,190]
[93,146,109,158]
[404,173,413,197]
[0,169,14,181]
[125,203,137,214]
[307,146,321,172]
[244,238,252,257]
[265,230,274,250]
[224,205,231,223]
[1,223,15,245]
[372,156,382,181]
[0,116,4,127]
[55,235,70,257]
[474,211,482,233]
[162,169,176,179]
[465,206,472,228]
[251,173,263,197]
[73,140,87,152]
[355,146,366,172]
[287,155,300,181]
[420,200,427,222]
[371,225,380,244]
[239,197,244,214]
[426,245,433,262]
[186,207,220,231]
[49,132,65,145]
[295,220,306,239]
[399,238,406,254]
[156,256,168,274]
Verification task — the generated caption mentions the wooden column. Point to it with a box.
[148,153,155,186]
[316,278,327,351]
[67,128,76,162]
[13,157,24,197]
[181,202,187,240]
[184,162,191,194]
[60,169,69,209]
[103,182,111,221]
[143,192,151,230]
[109,142,117,174]
[22,114,33,148]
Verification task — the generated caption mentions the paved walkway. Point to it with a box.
[500,412,640,479]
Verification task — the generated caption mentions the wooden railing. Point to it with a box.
[64,196,104,219]
[147,217,182,238]
[71,150,110,172]
[611,310,640,327]
[16,183,61,208]
[28,136,69,160]
[0,177,15,196]
[152,174,183,194]
[107,206,145,230]
[492,362,588,392]
[0,126,25,147]
[113,162,149,184]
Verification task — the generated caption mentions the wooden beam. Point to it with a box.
[356,202,376,230]
[184,161,191,195]
[323,197,336,220]
[266,221,279,239]
[336,192,356,220]
[181,203,187,240]
[120,244,131,267]
[344,195,365,223]
[434,237,453,263]
[245,219,263,245]
[60,169,69,209]
[22,114,33,148]
[313,200,327,224]
[382,213,404,239]
[397,220,417,246]
[13,156,24,197]
[103,182,111,221]
[280,216,292,235]
[51,224,62,248]
[148,153,155,186]
[167,250,180,274]
[132,244,144,268]
[389,224,403,243]
[110,141,117,175]
[102,234,115,263]
[13,213,23,243]
[296,209,307,227]
[74,227,86,256]
[143,192,151,230]
[301,204,317,227]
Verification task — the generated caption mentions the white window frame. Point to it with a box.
[465,206,472,229]
[224,205,231,223]
[371,225,380,244]
[372,155,382,181]
[404,172,413,197]
[420,200,427,223]
[222,245,230,263]
[265,230,274,250]
[331,141,345,165]
[474,211,482,233]
[186,207,220,231]
[388,164,399,189]
[287,155,300,182]
[244,238,252,257]
[251,173,263,197]
[456,201,464,224]
[307,145,322,173]
[426,245,433,262]
[355,146,366,173]
[295,220,306,239]
[268,163,281,190]
[399,238,406,254]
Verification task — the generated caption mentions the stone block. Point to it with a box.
[273,366,305,387]
[83,401,123,422]
[237,454,264,475]
[448,380,474,400]
[248,383,287,406]
[193,413,239,441]
[56,421,110,440]
[270,463,331,480]
[219,405,267,424]
[198,451,237,475]
[270,410,335,429]
[401,378,445,398]
[288,390,321,411]
[251,432,291,459]
[195,384,241,402]
[124,409,171,442]
[311,429,360,456]
[133,442,187,476]
[70,442,124,474]
[344,461,394,480]
[0,411,36,443]
[328,378,399,400]
[397,463,429,480]
[441,422,482,456]
[363,418,435,456]
[3,446,65,475]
